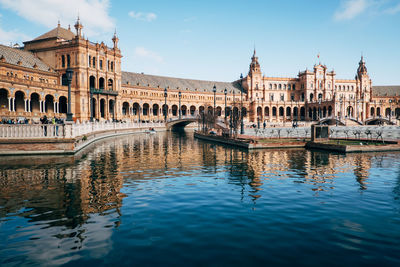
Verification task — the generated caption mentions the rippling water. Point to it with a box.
[1,131,400,266]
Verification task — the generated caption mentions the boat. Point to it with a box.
[145,127,156,134]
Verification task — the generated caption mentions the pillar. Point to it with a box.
[8,97,11,111]
[24,99,27,112]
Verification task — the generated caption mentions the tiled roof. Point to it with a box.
[372,86,400,97]
[0,44,54,72]
[122,71,242,94]
[31,26,75,42]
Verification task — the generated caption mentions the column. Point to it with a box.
[12,98,15,112]
[8,97,11,111]
[43,100,46,113]
[39,101,43,113]
[54,102,57,114]
[24,99,27,112]
[28,100,31,112]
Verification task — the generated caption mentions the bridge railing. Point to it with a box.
[0,121,165,139]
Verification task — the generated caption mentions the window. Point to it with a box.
[291,94,295,101]
[88,55,91,67]
[270,93,274,101]
[293,84,296,90]
[61,55,65,68]
[92,57,96,68]
[100,60,103,70]
[269,84,272,89]
[310,83,313,89]
[288,84,291,90]
[67,54,70,67]
[280,94,284,101]
[279,84,282,89]
[111,61,114,71]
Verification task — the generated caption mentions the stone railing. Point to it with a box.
[0,121,165,139]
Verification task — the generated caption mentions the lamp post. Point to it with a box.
[389,99,393,122]
[213,85,216,118]
[164,87,168,122]
[178,91,182,119]
[224,88,227,120]
[66,68,74,122]
[240,73,244,135]
[257,98,260,129]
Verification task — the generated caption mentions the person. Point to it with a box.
[40,115,48,136]
[263,121,266,129]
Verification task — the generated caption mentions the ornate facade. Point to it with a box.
[0,20,399,125]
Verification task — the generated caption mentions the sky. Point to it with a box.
[0,0,399,85]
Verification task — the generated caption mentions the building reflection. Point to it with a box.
[0,131,394,263]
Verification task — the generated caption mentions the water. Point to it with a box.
[1,132,400,266]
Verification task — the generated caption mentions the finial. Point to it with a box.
[57,20,60,27]
[68,24,71,30]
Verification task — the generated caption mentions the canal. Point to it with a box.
[1,131,400,266]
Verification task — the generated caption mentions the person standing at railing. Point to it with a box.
[40,115,48,136]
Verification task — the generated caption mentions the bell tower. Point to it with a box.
[355,55,372,120]
[247,49,263,102]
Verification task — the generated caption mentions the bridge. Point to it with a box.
[364,117,396,125]
[166,116,198,130]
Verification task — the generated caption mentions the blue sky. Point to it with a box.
[0,0,399,85]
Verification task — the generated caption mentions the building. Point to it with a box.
[0,20,399,125]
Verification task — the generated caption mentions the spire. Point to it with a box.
[249,48,261,76]
[112,28,119,48]
[74,15,83,38]
[57,20,60,28]
[357,54,368,79]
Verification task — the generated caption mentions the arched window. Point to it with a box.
[61,55,65,68]
[99,77,105,90]
[92,57,96,68]
[108,79,113,90]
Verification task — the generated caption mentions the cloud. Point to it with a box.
[0,13,30,44]
[128,11,157,22]
[384,3,400,14]
[334,0,370,21]
[0,0,114,38]
[134,47,163,63]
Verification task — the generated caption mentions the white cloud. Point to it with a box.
[0,13,30,44]
[334,0,371,21]
[128,11,157,22]
[0,0,114,38]
[384,3,400,14]
[134,47,163,63]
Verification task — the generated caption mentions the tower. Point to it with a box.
[355,55,372,120]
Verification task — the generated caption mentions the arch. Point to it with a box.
[216,106,222,116]
[172,105,178,116]
[377,107,381,116]
[312,107,317,120]
[225,106,231,117]
[323,106,327,118]
[207,106,213,115]
[45,94,54,113]
[385,108,391,117]
[199,106,205,114]
[133,102,140,116]
[310,93,314,102]
[90,75,96,89]
[308,108,312,119]
[108,79,113,90]
[99,77,105,90]
[181,105,188,116]
[347,106,354,117]
[122,101,129,116]
[257,106,262,117]
[318,93,323,100]
[293,107,298,118]
[300,107,305,120]
[395,108,400,119]
[91,98,96,118]
[370,107,375,117]
[162,104,169,117]
[100,98,106,118]
[264,106,269,116]
[190,105,196,115]
[15,91,25,112]
[0,89,9,111]
[153,104,159,116]
[241,107,247,117]
[109,99,115,119]
[328,106,333,117]
[59,96,67,114]
[30,93,40,113]
[279,107,284,117]
[272,106,277,117]
[286,107,291,118]
[142,103,149,116]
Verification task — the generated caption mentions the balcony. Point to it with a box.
[90,88,118,96]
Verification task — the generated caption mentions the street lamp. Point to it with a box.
[213,85,216,118]
[178,91,182,119]
[257,98,260,129]
[66,68,74,122]
[164,87,168,122]
[240,73,244,135]
[389,99,393,122]
[224,88,227,120]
